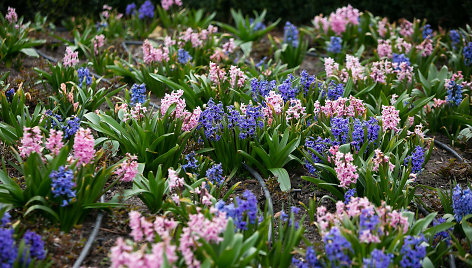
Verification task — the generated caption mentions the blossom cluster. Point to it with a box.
[159,89,202,131]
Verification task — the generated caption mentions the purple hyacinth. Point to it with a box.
[126,3,137,16]
[446,80,463,106]
[344,188,356,204]
[422,24,433,39]
[45,110,63,130]
[284,21,299,47]
[351,119,365,150]
[206,163,224,185]
[0,228,17,267]
[280,206,301,229]
[392,53,411,66]
[182,152,199,174]
[433,218,452,244]
[327,36,342,54]
[300,70,317,96]
[324,227,352,267]
[404,146,425,175]
[77,67,92,88]
[138,0,154,19]
[248,18,266,31]
[177,49,192,64]
[326,81,344,100]
[278,74,299,101]
[450,30,461,50]
[22,231,46,265]
[330,117,349,144]
[363,249,393,268]
[197,98,225,141]
[50,166,76,207]
[63,116,80,139]
[216,190,259,231]
[1,212,10,227]
[400,235,427,268]
[463,42,472,66]
[365,117,380,145]
[130,83,146,106]
[452,184,472,222]
[304,136,333,175]
[292,246,322,268]
[5,88,15,102]
[250,78,276,101]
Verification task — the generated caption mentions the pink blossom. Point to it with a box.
[344,54,365,83]
[313,15,329,33]
[381,105,400,132]
[129,211,144,241]
[73,128,95,165]
[209,62,226,85]
[45,129,64,156]
[359,230,381,243]
[377,39,392,58]
[229,65,247,88]
[334,152,359,189]
[115,153,138,182]
[378,18,389,37]
[395,38,412,53]
[369,60,392,84]
[324,57,339,77]
[399,19,413,37]
[372,149,393,172]
[433,98,446,108]
[93,34,105,55]
[416,38,433,57]
[263,91,284,123]
[393,62,413,82]
[164,36,176,47]
[124,103,148,122]
[160,89,186,117]
[222,38,236,54]
[286,99,306,121]
[142,40,168,64]
[6,7,17,24]
[110,237,132,268]
[63,47,79,68]
[19,126,43,158]
[167,168,184,191]
[161,0,173,10]
[182,106,201,131]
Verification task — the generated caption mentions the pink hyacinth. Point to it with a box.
[6,7,18,24]
[229,65,247,88]
[110,237,132,268]
[209,62,227,85]
[19,126,43,158]
[263,91,284,123]
[93,34,105,55]
[142,40,169,64]
[45,129,64,156]
[416,38,433,57]
[399,19,414,37]
[381,105,400,132]
[115,153,138,182]
[312,15,329,33]
[182,106,201,131]
[372,149,394,172]
[377,39,392,58]
[161,0,182,10]
[167,168,184,191]
[179,211,228,268]
[343,54,365,83]
[222,38,236,54]
[160,89,187,117]
[324,57,339,77]
[124,103,148,122]
[369,60,392,84]
[433,98,446,108]
[393,62,413,82]
[378,18,389,37]
[63,47,79,68]
[285,99,306,121]
[73,128,95,165]
[395,38,412,54]
[334,152,358,189]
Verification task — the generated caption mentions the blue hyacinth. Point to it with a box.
[392,53,411,66]
[300,70,317,96]
[327,36,342,54]
[177,49,192,64]
[331,117,350,144]
[182,152,199,175]
[446,80,463,106]
[5,88,15,102]
[433,217,452,244]
[206,163,225,185]
[1,212,10,228]
[130,83,147,106]
[22,231,46,265]
[77,67,92,88]
[248,18,266,31]
[324,227,352,267]
[422,24,433,39]
[197,98,225,141]
[400,235,427,268]
[126,3,136,16]
[50,166,76,207]
[452,184,472,222]
[216,190,259,231]
[304,136,333,175]
[450,30,461,50]
[363,249,393,268]
[63,116,80,139]
[0,228,17,267]
[463,42,472,66]
[284,21,299,47]
[45,110,63,129]
[250,78,276,101]
[138,0,154,19]
[292,246,322,268]
[344,188,356,204]
[404,146,425,175]
[278,74,299,101]
[326,81,344,100]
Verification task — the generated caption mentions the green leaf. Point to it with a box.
[20,48,40,57]
[269,168,291,191]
